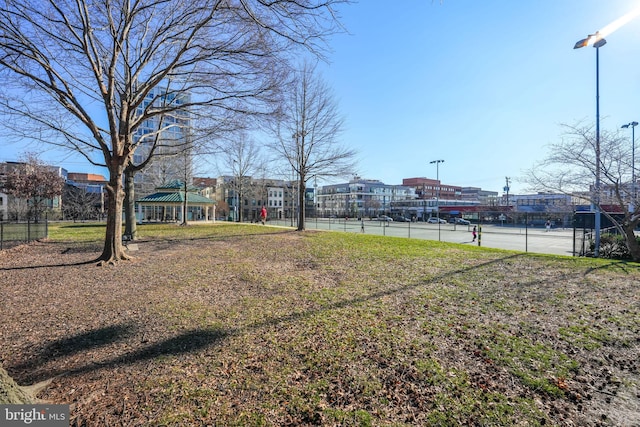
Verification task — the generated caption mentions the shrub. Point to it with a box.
[588,233,640,260]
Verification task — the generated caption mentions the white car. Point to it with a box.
[427,217,447,224]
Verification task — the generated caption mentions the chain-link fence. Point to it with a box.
[0,220,48,250]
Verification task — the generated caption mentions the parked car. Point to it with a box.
[375,215,394,222]
[427,217,447,224]
[393,215,411,222]
[449,217,470,225]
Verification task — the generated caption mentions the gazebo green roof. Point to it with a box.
[137,191,215,205]
[136,180,215,205]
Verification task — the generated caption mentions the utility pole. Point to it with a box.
[430,160,444,241]
[504,177,511,206]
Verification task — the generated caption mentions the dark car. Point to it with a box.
[393,215,410,222]
[455,218,471,225]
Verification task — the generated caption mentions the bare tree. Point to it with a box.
[63,183,102,222]
[0,0,348,264]
[219,131,265,222]
[525,122,640,261]
[268,61,357,230]
[3,153,65,222]
[7,197,29,222]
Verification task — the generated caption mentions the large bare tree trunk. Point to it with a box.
[100,169,129,264]
[297,175,306,231]
[124,169,137,240]
[181,180,189,226]
[0,365,34,404]
[623,224,640,262]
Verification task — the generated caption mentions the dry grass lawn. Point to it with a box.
[0,222,639,426]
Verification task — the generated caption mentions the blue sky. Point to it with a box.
[316,0,640,194]
[3,1,640,195]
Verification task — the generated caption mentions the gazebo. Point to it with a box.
[136,180,216,222]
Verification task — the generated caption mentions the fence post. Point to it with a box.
[27,218,31,243]
[1,223,3,250]
[525,212,528,252]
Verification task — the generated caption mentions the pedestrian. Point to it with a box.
[361,218,365,233]
[472,225,477,242]
[260,205,267,225]
[545,220,551,231]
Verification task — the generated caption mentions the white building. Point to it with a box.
[267,185,285,219]
[317,178,416,218]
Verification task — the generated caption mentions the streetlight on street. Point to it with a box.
[622,121,638,208]
[430,159,444,241]
[574,31,606,257]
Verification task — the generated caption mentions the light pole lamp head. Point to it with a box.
[574,32,606,49]
[574,37,589,49]
[593,38,607,48]
[622,121,639,129]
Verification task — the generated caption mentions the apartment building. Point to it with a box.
[402,177,462,200]
[317,178,416,218]
[131,87,192,198]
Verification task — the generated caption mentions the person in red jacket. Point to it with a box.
[260,206,267,225]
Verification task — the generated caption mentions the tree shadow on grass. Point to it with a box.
[0,259,100,271]
[11,323,136,383]
[583,260,640,274]
[11,326,228,385]
[249,253,530,332]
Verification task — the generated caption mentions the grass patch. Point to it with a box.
[2,222,639,425]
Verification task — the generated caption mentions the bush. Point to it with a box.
[588,233,640,260]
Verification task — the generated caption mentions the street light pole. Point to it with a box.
[314,176,318,228]
[430,159,444,241]
[232,160,238,222]
[575,31,606,257]
[622,121,638,209]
